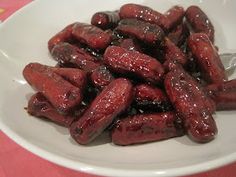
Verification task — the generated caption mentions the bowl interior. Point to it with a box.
[0,0,236,176]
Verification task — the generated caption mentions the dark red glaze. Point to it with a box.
[134,84,171,111]
[91,11,120,30]
[70,78,133,144]
[51,43,99,72]
[51,67,87,90]
[164,6,185,31]
[103,46,164,84]
[162,37,187,68]
[185,6,215,42]
[188,33,227,84]
[48,23,76,52]
[167,22,189,46]
[164,67,217,143]
[111,112,184,145]
[115,19,165,46]
[163,60,182,72]
[51,43,113,88]
[206,79,236,110]
[119,3,169,31]
[210,92,236,111]
[90,65,114,89]
[118,38,142,52]
[27,93,75,127]
[206,79,236,94]
[23,4,230,146]
[145,47,165,63]
[135,84,168,103]
[72,23,112,50]
[23,63,83,113]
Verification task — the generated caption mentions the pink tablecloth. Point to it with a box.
[0,1,235,177]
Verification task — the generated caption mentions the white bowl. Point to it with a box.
[0,0,236,176]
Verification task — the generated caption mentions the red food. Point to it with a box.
[70,78,133,144]
[91,11,120,30]
[24,4,232,146]
[51,43,113,88]
[72,23,112,50]
[167,22,189,46]
[164,6,185,31]
[185,6,215,42]
[118,38,142,52]
[48,23,76,52]
[135,84,168,103]
[164,66,217,143]
[90,65,114,89]
[206,79,236,110]
[51,67,87,90]
[163,60,182,72]
[27,93,75,127]
[134,84,171,111]
[206,79,236,94]
[23,63,83,113]
[51,42,100,72]
[115,19,165,46]
[111,112,184,145]
[162,37,187,68]
[103,46,164,84]
[188,33,227,84]
[209,92,236,111]
[119,3,169,31]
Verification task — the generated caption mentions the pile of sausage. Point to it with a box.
[23,3,236,146]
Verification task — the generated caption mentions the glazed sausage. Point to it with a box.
[117,38,142,52]
[163,60,182,72]
[111,112,184,145]
[70,78,133,144]
[51,43,114,88]
[27,93,75,127]
[164,66,217,143]
[206,79,236,94]
[164,6,185,31]
[167,22,189,47]
[134,84,172,112]
[72,23,112,50]
[188,33,227,84]
[206,79,236,110]
[51,43,100,72]
[23,63,83,113]
[90,65,114,89]
[119,3,169,31]
[162,37,187,68]
[51,42,100,72]
[51,67,87,90]
[103,46,165,84]
[185,6,215,42]
[91,11,120,30]
[48,23,76,52]
[209,92,236,111]
[115,19,165,46]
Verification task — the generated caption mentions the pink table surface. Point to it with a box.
[0,1,236,177]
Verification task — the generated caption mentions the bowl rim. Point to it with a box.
[1,121,236,177]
